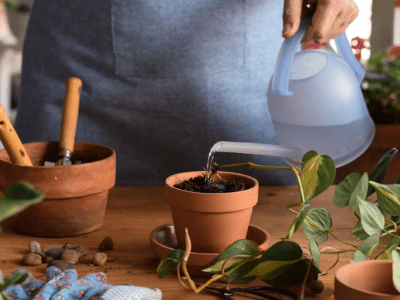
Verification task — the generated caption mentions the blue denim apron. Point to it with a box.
[15,0,298,186]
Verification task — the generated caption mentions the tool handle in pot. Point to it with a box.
[272,17,365,96]
[59,77,82,154]
[0,105,33,166]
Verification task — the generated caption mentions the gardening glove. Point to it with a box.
[2,267,112,300]
[2,267,162,300]
[2,268,46,299]
[100,284,162,300]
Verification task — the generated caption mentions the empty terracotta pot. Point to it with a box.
[165,171,259,253]
[0,141,116,237]
[334,260,400,300]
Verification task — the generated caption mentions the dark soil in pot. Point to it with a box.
[174,175,248,193]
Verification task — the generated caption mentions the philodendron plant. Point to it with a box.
[0,182,44,300]
[156,148,400,297]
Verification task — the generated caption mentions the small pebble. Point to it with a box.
[99,237,114,251]
[46,248,65,259]
[46,256,54,264]
[43,244,63,253]
[22,253,41,266]
[63,243,74,250]
[61,249,79,264]
[29,241,41,254]
[92,253,107,266]
[74,245,88,259]
[48,260,76,271]
[37,251,47,263]
[310,279,324,294]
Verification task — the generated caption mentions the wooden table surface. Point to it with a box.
[0,185,375,299]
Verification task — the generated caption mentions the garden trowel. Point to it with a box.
[44,77,82,166]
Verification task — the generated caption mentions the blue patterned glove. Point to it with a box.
[1,268,162,300]
[3,267,112,300]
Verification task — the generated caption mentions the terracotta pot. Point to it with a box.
[334,260,400,300]
[0,141,116,237]
[165,171,259,253]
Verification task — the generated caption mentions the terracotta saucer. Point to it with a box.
[150,223,271,276]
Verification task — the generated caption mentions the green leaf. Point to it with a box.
[349,173,369,212]
[392,249,400,293]
[286,200,310,240]
[310,238,320,267]
[376,236,399,260]
[156,249,185,279]
[303,208,332,244]
[258,259,308,288]
[359,197,385,236]
[245,241,303,278]
[2,293,10,300]
[259,241,303,262]
[301,151,336,200]
[334,173,361,208]
[351,250,369,262]
[0,182,44,222]
[369,182,400,216]
[351,220,370,240]
[368,148,398,197]
[202,239,259,274]
[356,233,380,258]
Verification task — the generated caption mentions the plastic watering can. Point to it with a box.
[209,17,375,168]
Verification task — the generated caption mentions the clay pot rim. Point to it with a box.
[0,141,116,168]
[335,260,396,297]
[165,170,259,195]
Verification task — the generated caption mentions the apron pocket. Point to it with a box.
[111,0,245,78]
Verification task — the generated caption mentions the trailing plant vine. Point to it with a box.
[157,148,400,298]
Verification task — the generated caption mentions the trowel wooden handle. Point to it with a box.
[59,77,82,153]
[0,105,33,166]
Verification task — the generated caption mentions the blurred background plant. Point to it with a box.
[362,45,400,124]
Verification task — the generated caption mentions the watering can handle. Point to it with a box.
[272,17,365,96]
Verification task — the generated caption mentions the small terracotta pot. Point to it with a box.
[165,171,259,253]
[0,141,116,237]
[334,260,400,300]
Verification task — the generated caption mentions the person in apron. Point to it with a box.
[14,0,359,186]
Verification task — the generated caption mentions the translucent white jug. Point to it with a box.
[210,18,375,168]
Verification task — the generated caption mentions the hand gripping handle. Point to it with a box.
[272,17,365,96]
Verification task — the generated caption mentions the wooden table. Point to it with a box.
[0,186,373,299]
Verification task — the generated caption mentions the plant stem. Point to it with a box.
[180,228,226,294]
[386,218,398,234]
[320,249,356,254]
[300,259,313,300]
[290,166,306,204]
[328,230,358,249]
[354,212,360,220]
[214,161,307,204]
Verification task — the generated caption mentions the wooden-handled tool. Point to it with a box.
[57,77,82,166]
[0,105,33,166]
[57,77,82,165]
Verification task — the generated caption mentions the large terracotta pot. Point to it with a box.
[334,260,400,300]
[165,171,259,253]
[0,141,116,237]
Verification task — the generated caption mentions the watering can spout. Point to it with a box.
[210,141,304,165]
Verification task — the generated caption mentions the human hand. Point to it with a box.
[282,0,359,43]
